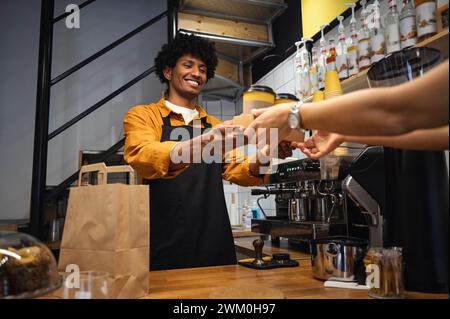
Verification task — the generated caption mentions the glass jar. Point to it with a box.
[365,247,405,299]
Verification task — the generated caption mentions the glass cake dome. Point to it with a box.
[0,231,61,299]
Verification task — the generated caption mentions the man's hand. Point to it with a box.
[249,140,295,176]
[292,131,345,159]
[257,140,295,163]
[278,141,295,159]
[170,123,247,167]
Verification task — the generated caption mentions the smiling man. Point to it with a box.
[123,33,285,271]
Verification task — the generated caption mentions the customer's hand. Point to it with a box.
[202,123,247,153]
[244,103,294,150]
[293,131,345,160]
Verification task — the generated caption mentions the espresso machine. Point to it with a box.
[250,147,367,250]
[251,142,448,293]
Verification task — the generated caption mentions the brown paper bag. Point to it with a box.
[58,163,149,299]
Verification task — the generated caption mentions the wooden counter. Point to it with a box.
[145,261,448,299]
[45,234,447,299]
[146,236,447,299]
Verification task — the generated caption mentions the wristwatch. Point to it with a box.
[288,101,305,132]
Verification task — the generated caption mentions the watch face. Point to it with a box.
[288,112,299,129]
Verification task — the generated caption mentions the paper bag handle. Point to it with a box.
[78,163,108,186]
[106,165,136,185]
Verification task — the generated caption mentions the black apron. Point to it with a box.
[145,112,237,271]
[384,149,449,293]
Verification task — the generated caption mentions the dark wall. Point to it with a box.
[251,0,302,83]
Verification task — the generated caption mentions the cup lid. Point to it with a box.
[276,93,299,101]
[245,85,276,95]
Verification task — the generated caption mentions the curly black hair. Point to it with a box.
[154,33,218,85]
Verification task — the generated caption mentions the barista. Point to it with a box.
[123,34,291,271]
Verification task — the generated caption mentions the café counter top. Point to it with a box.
[145,234,447,299]
[145,261,448,299]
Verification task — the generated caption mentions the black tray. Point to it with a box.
[238,259,299,270]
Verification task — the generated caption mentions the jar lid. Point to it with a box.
[367,47,442,83]
[245,85,275,95]
[276,93,299,101]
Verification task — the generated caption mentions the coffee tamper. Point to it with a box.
[252,239,268,267]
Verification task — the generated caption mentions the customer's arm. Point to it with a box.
[296,126,449,159]
[344,126,449,150]
[248,60,449,140]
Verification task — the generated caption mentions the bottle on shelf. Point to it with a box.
[244,213,252,229]
[301,38,314,98]
[241,200,251,229]
[294,40,304,100]
[336,16,349,80]
[318,24,330,90]
[310,47,320,94]
[295,39,312,100]
[326,38,337,72]
[400,0,419,48]
[300,38,313,69]
[370,0,387,64]
[414,0,438,42]
[251,201,261,220]
[358,0,372,70]
[385,0,402,54]
[346,3,360,77]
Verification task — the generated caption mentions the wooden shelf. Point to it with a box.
[415,28,449,57]
[180,0,287,24]
[341,68,369,94]
[341,29,449,94]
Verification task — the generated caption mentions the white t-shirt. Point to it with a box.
[165,100,199,125]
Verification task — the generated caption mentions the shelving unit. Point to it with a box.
[178,0,288,101]
[341,29,449,94]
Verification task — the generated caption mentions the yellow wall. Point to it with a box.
[301,0,358,39]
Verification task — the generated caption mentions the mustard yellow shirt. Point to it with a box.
[123,98,268,186]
